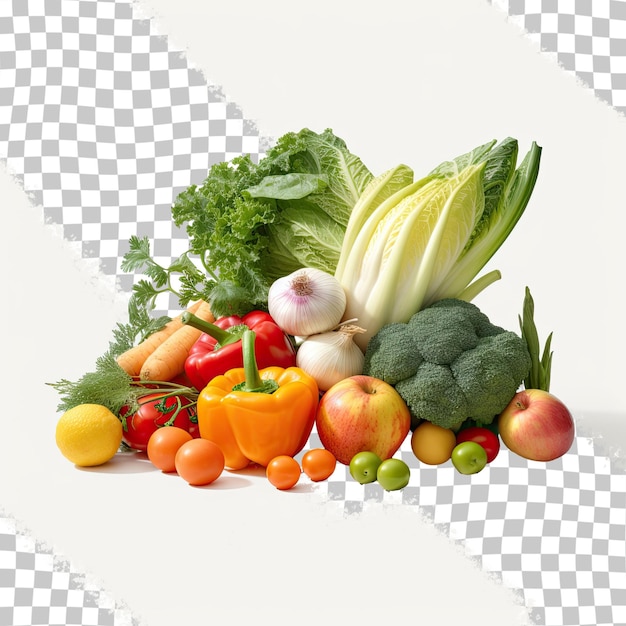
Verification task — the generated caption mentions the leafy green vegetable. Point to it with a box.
[428,138,542,304]
[335,137,542,351]
[245,172,328,200]
[334,163,415,279]
[123,128,373,318]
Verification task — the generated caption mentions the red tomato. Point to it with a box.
[456,426,501,463]
[174,439,225,486]
[147,426,193,473]
[266,455,301,490]
[301,448,337,482]
[120,394,199,451]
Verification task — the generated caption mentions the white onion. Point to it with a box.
[296,324,366,391]
[268,268,347,337]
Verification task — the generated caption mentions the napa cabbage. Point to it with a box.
[335,137,542,350]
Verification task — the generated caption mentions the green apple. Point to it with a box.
[349,451,382,484]
[451,441,488,475]
[376,458,411,491]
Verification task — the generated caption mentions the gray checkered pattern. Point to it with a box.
[0,514,139,626]
[1,1,626,625]
[0,0,266,311]
[490,0,626,116]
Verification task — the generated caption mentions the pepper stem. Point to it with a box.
[181,312,242,347]
[233,330,279,394]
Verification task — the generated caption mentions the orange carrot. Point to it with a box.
[116,300,204,377]
[139,300,215,383]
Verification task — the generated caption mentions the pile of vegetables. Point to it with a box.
[51,127,574,491]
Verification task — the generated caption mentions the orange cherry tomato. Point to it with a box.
[266,455,301,490]
[301,448,337,482]
[147,426,194,473]
[174,438,225,486]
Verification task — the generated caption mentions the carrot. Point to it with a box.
[139,300,215,383]
[116,300,205,377]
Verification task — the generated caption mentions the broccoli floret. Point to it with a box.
[363,298,531,430]
[395,362,469,430]
[363,322,423,385]
[452,332,531,423]
[408,298,504,365]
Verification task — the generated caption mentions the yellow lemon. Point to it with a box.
[55,404,123,467]
[410,421,457,465]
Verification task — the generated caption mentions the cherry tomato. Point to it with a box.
[120,394,199,451]
[301,448,337,482]
[456,426,500,463]
[174,438,225,486]
[266,455,301,490]
[147,426,193,473]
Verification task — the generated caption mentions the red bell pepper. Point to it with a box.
[181,310,297,391]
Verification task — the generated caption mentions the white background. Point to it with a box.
[1,0,625,624]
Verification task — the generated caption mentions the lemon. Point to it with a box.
[55,404,123,467]
[410,421,457,465]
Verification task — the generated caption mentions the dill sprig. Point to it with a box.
[48,352,199,414]
[49,352,138,414]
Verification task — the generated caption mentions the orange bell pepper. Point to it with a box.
[197,330,319,469]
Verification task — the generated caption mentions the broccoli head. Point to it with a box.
[363,298,531,429]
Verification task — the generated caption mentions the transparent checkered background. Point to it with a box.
[1,1,625,625]
[0,514,139,626]
[489,0,626,114]
[0,0,268,311]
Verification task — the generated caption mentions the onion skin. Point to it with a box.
[296,325,365,391]
[268,268,347,337]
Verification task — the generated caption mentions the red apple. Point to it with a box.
[315,375,411,465]
[498,389,575,462]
